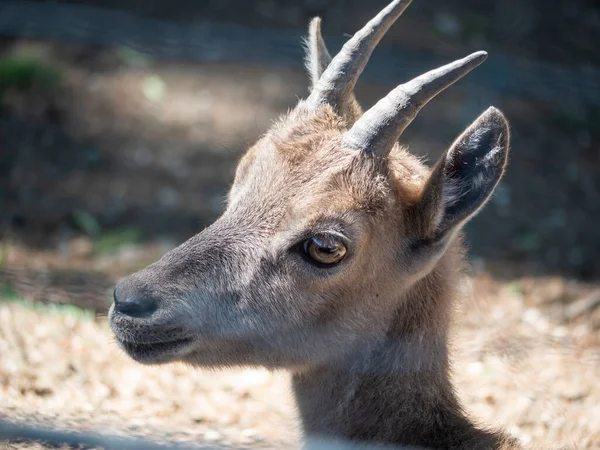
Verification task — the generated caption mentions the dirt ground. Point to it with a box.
[1,5,600,448]
[1,247,599,449]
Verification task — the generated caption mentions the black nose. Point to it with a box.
[113,288,158,318]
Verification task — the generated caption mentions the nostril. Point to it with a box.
[115,297,158,318]
[113,288,158,318]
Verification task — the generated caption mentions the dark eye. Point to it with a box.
[302,236,347,266]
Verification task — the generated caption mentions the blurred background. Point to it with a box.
[0,1,599,449]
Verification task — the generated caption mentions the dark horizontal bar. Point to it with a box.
[0,1,598,106]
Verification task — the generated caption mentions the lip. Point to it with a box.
[118,336,194,362]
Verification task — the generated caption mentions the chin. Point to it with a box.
[116,336,196,365]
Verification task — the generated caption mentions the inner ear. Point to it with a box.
[417,107,510,239]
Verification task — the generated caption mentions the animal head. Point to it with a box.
[109,0,510,369]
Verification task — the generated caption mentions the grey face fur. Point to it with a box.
[110,0,509,376]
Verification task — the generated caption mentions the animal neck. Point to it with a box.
[291,245,514,449]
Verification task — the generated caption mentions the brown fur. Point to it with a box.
[109,2,519,449]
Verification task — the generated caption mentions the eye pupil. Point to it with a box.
[303,236,347,266]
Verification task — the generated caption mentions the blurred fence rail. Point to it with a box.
[0,1,599,106]
[0,419,218,450]
[0,418,412,449]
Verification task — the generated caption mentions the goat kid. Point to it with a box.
[110,1,520,448]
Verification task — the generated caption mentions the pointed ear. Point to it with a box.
[417,107,510,240]
[304,17,332,90]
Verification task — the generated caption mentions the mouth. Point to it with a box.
[117,336,194,363]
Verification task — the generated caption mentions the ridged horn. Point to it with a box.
[306,0,413,112]
[342,51,488,156]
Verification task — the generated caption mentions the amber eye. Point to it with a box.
[302,236,347,266]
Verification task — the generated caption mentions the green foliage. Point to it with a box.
[0,55,62,95]
[71,211,143,254]
[94,228,143,254]
[0,236,10,266]
[115,45,153,68]
[43,302,95,320]
[0,283,95,320]
[71,210,102,238]
[504,280,523,296]
[0,283,20,301]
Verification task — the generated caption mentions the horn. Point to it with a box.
[305,17,332,88]
[342,51,488,156]
[306,0,412,112]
